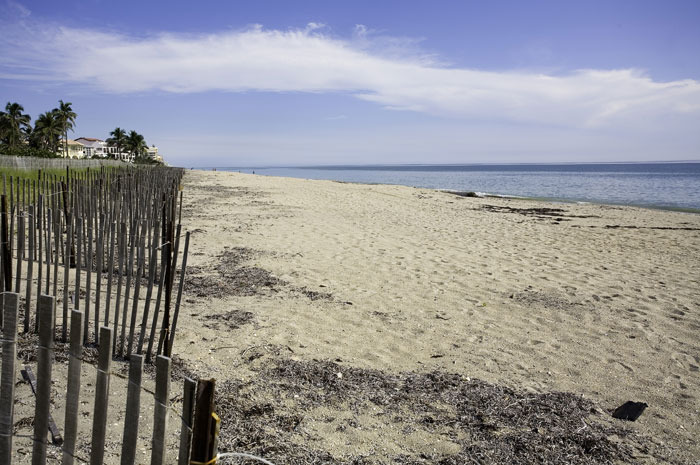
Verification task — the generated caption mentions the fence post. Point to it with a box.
[137,220,160,355]
[0,293,19,463]
[36,196,43,332]
[85,222,93,344]
[36,198,44,332]
[1,195,12,305]
[178,377,197,465]
[104,221,115,327]
[1,195,12,327]
[120,354,144,465]
[25,205,35,333]
[120,221,138,357]
[62,213,72,342]
[62,309,84,465]
[52,207,59,299]
[32,294,55,465]
[16,213,24,295]
[168,231,190,356]
[145,259,167,364]
[74,217,82,317]
[113,222,126,354]
[151,355,171,465]
[90,326,113,465]
[95,213,104,345]
[127,221,147,356]
[190,379,216,465]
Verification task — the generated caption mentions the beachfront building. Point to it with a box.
[108,145,133,162]
[60,139,86,158]
[146,145,164,163]
[70,136,162,163]
[74,137,108,158]
[75,136,132,161]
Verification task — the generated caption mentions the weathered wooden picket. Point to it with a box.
[0,156,127,170]
[0,166,188,357]
[0,165,208,464]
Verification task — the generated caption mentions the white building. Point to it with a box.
[146,145,164,163]
[71,136,163,163]
[59,139,86,158]
[75,137,133,161]
[74,137,108,158]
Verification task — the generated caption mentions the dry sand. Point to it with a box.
[8,168,700,464]
[176,170,699,463]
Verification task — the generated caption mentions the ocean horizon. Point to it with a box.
[214,162,700,212]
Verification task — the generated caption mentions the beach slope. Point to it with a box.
[176,170,700,463]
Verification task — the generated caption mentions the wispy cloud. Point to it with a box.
[1,20,699,128]
[4,1,31,18]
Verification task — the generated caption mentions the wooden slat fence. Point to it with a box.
[0,166,188,355]
[0,156,127,170]
[0,165,204,464]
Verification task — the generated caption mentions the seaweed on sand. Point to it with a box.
[214,358,671,464]
[200,308,255,330]
[184,248,285,299]
[480,204,599,219]
[185,248,332,301]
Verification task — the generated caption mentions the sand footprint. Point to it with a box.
[610,360,634,372]
[670,352,700,372]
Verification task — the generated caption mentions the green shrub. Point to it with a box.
[0,144,61,158]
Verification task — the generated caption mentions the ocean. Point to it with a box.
[218,163,700,211]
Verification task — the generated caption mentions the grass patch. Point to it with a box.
[0,164,125,204]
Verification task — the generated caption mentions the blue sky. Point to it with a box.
[1,0,699,166]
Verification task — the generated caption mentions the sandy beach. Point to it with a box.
[167,169,699,463]
[9,168,700,464]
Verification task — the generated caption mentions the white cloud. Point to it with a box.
[1,20,700,129]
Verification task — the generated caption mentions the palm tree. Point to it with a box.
[1,102,31,147]
[106,127,127,160]
[32,110,62,153]
[0,112,9,146]
[55,100,76,157]
[126,130,147,161]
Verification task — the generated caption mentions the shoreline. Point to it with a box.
[196,166,700,213]
[193,167,700,215]
[450,191,700,215]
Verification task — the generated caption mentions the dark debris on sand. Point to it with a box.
[184,247,285,299]
[295,286,334,302]
[141,353,201,383]
[185,247,334,302]
[16,328,100,366]
[481,204,599,219]
[215,358,676,465]
[200,308,255,330]
[509,287,578,310]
